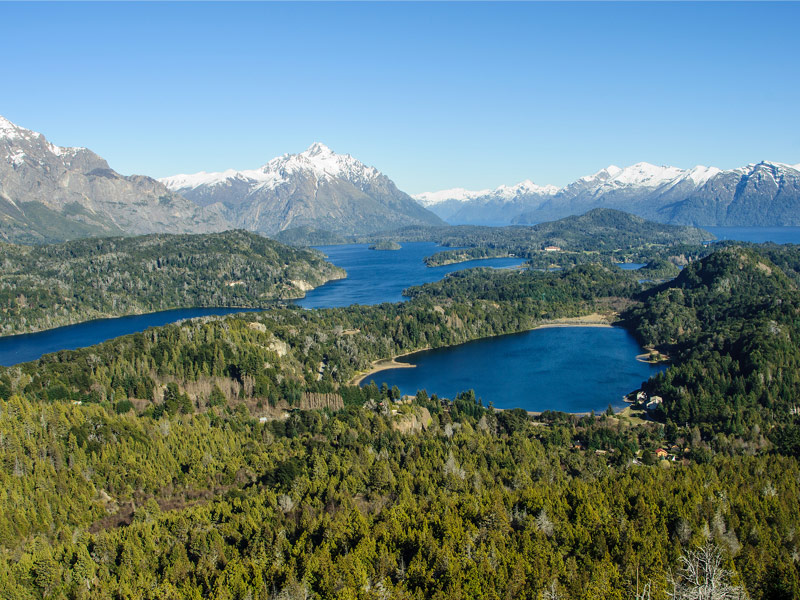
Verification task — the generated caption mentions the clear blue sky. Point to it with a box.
[2,2,798,193]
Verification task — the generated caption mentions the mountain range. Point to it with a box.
[0,116,443,243]
[0,116,228,244]
[2,114,799,244]
[160,142,444,235]
[417,161,800,227]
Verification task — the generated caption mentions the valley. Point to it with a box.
[2,120,800,600]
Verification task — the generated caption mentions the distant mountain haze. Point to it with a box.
[417,161,800,227]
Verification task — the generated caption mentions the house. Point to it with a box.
[646,396,663,411]
[655,448,668,459]
[636,391,647,403]
[544,245,561,252]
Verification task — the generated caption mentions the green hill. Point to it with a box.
[0,230,345,335]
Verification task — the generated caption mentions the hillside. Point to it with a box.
[418,208,712,266]
[622,246,800,434]
[1,255,799,597]
[161,143,445,236]
[0,230,345,335]
[0,116,230,244]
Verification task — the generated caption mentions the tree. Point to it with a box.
[669,543,747,600]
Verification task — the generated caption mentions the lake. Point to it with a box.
[367,326,665,413]
[0,242,523,366]
[706,226,800,245]
[296,242,525,308]
[0,308,262,367]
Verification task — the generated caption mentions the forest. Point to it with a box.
[0,230,345,335]
[1,242,799,598]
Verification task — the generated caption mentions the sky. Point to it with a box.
[1,1,799,194]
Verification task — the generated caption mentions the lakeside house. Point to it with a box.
[646,396,663,411]
[544,245,561,252]
[655,448,668,459]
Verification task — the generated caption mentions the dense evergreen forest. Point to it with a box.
[0,230,345,335]
[1,241,799,598]
[356,208,711,268]
[274,209,712,271]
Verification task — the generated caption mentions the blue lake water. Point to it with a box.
[0,242,523,366]
[0,308,262,367]
[615,263,646,270]
[706,226,800,245]
[367,326,665,413]
[296,242,525,308]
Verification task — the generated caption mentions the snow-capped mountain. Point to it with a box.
[520,162,722,223]
[413,180,559,223]
[658,161,800,226]
[0,115,229,243]
[416,160,800,227]
[161,143,444,235]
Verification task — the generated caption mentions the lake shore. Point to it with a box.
[350,348,430,385]
[348,313,614,385]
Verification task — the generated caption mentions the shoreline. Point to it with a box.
[349,348,429,385]
[348,314,614,385]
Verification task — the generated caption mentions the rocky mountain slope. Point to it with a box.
[417,161,800,227]
[161,143,445,236]
[0,115,229,244]
[656,161,800,226]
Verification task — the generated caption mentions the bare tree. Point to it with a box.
[541,580,562,600]
[669,542,748,600]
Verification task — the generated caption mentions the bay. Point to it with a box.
[1,242,523,366]
[368,326,665,413]
[296,242,525,308]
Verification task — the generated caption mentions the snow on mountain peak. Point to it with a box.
[495,179,559,198]
[0,115,24,141]
[263,143,380,184]
[414,179,558,206]
[304,142,333,157]
[161,143,382,193]
[0,115,86,161]
[413,187,493,206]
[579,165,621,183]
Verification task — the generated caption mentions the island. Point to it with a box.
[369,240,402,250]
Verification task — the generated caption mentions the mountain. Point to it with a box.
[0,115,230,244]
[418,160,800,227]
[161,143,445,236]
[656,161,800,226]
[414,180,558,224]
[525,163,720,223]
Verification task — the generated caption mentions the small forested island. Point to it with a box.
[418,208,713,267]
[1,239,799,597]
[0,230,345,336]
[368,240,402,251]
